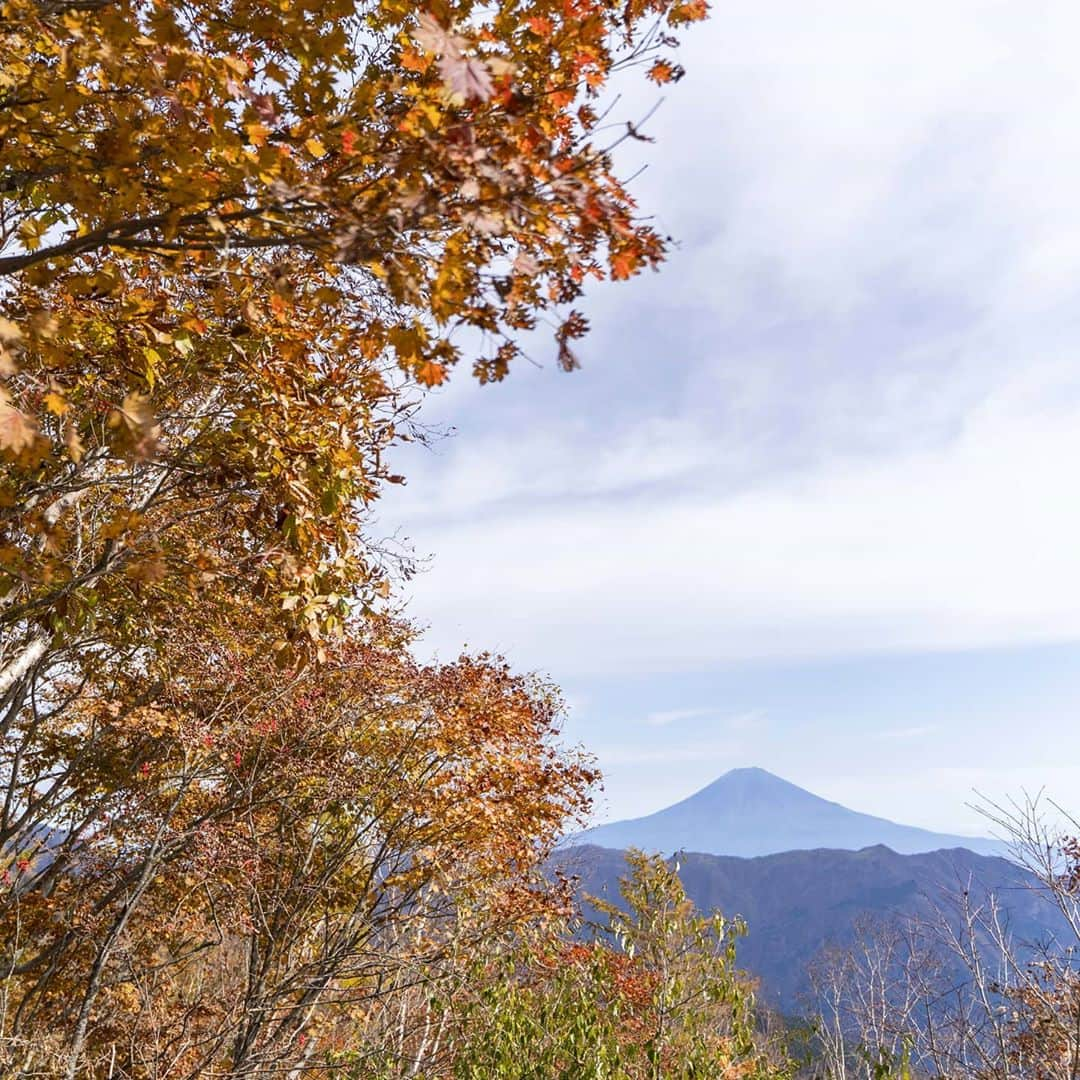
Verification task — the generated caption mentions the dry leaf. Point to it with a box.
[0,389,40,454]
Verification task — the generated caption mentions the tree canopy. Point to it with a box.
[1,0,706,690]
[0,0,726,1074]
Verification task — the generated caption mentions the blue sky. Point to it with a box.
[380,1,1080,836]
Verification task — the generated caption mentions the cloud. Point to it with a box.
[382,1,1080,682]
[391,371,1080,676]
[377,1,1080,829]
[876,726,937,740]
[641,706,763,729]
[726,709,767,733]
[644,707,715,726]
[591,742,738,767]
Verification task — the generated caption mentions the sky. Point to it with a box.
[380,1,1080,837]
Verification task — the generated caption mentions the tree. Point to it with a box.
[0,610,598,1076]
[445,851,788,1080]
[805,797,1080,1080]
[590,849,781,1079]
[806,916,937,1080]
[0,2,709,1073]
[0,0,708,689]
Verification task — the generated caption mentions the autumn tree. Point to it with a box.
[0,0,707,691]
[0,608,598,1076]
[0,1,707,1074]
[1,0,704,978]
[441,851,788,1080]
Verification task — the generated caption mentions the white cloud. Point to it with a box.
[377,1,1080,828]
[394,370,1080,675]
[644,707,715,726]
[876,726,937,740]
[593,743,734,767]
[641,706,764,728]
[816,766,1080,838]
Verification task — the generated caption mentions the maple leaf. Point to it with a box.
[415,360,448,387]
[0,389,39,454]
[400,46,431,73]
[527,16,555,37]
[414,12,463,59]
[0,316,21,375]
[126,554,167,584]
[43,390,68,416]
[669,0,710,24]
[513,251,541,276]
[110,391,161,460]
[647,60,680,85]
[610,249,638,280]
[438,55,494,102]
[64,421,84,463]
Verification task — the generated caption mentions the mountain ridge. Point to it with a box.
[570,766,1000,858]
[558,841,1052,1008]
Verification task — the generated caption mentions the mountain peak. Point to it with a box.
[570,766,999,859]
[710,766,801,788]
[718,766,776,780]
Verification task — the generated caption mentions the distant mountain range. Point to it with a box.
[556,843,1060,1010]
[569,767,1001,858]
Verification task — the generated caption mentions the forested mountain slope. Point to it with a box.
[558,843,1062,1010]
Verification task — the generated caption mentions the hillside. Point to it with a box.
[556,843,1061,1010]
[570,767,1000,857]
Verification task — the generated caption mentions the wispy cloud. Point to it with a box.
[395,387,1080,676]
[876,725,936,740]
[644,707,715,726]
[592,742,737,767]
[726,709,767,732]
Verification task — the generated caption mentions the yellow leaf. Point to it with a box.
[304,136,326,158]
[30,312,58,338]
[43,391,69,416]
[64,422,84,463]
[126,555,167,584]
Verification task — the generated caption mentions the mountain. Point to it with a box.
[556,843,1062,1010]
[569,767,1000,857]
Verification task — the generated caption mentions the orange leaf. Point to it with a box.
[527,16,554,37]
[0,391,38,454]
[610,250,638,280]
[415,360,447,387]
[647,60,675,85]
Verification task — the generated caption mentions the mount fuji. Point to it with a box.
[569,767,999,857]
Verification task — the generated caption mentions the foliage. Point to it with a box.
[0,0,709,1073]
[446,851,790,1080]
[0,0,707,682]
[0,610,599,1075]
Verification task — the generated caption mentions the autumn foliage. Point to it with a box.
[446,852,787,1080]
[0,0,725,1073]
[0,611,599,1074]
[1,0,708,676]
